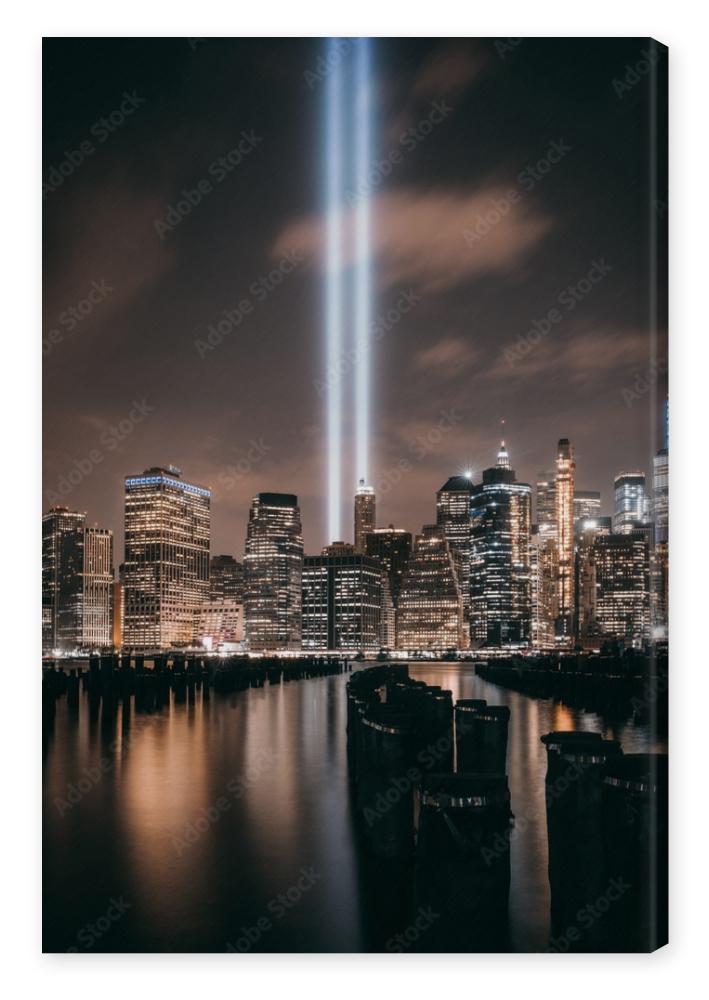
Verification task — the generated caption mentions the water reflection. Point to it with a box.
[43,665,664,953]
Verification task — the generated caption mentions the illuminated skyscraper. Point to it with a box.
[123,466,211,650]
[469,442,532,647]
[652,450,669,545]
[364,526,412,608]
[244,492,303,651]
[555,438,575,644]
[536,470,557,544]
[530,526,557,650]
[594,530,650,648]
[82,527,114,649]
[396,524,467,652]
[209,554,244,603]
[613,472,650,534]
[436,474,474,626]
[302,543,384,651]
[354,479,376,552]
[42,507,86,652]
[112,563,124,649]
[573,490,601,529]
[574,516,611,649]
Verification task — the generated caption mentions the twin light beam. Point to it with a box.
[325,37,373,543]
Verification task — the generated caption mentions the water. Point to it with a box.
[43,664,665,953]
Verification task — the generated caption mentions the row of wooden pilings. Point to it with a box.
[347,665,668,952]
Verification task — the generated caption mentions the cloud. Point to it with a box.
[413,336,480,376]
[272,186,553,293]
[413,42,488,99]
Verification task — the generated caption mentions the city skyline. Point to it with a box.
[43,37,667,556]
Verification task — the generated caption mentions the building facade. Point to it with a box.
[353,479,376,553]
[123,466,211,650]
[536,470,557,544]
[364,526,412,608]
[613,472,650,534]
[396,525,467,652]
[244,492,303,651]
[42,507,86,652]
[573,490,601,528]
[593,530,650,648]
[555,438,576,644]
[302,544,384,651]
[530,527,557,650]
[82,527,114,648]
[436,475,474,627]
[469,443,532,647]
[209,554,244,603]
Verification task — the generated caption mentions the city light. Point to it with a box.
[354,37,373,487]
[325,36,344,543]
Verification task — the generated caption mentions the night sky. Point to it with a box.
[43,37,668,557]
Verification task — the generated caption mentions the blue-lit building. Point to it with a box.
[123,466,211,650]
[469,442,532,647]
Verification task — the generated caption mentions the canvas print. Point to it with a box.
[42,37,668,953]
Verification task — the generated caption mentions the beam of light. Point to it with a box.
[354,36,372,487]
[325,38,344,543]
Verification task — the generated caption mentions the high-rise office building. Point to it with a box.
[123,466,211,650]
[209,554,244,603]
[112,563,124,649]
[436,474,474,624]
[593,530,650,648]
[396,524,467,652]
[555,438,576,644]
[574,516,611,649]
[354,479,376,553]
[364,526,412,608]
[302,544,384,651]
[652,451,669,545]
[530,526,557,650]
[573,490,601,529]
[82,527,114,648]
[469,442,532,647]
[42,507,86,652]
[536,470,557,544]
[613,472,650,534]
[196,601,244,649]
[244,492,303,651]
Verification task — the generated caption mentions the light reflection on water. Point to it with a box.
[43,664,665,953]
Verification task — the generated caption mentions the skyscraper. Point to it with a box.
[536,470,557,544]
[302,543,384,651]
[42,507,86,652]
[652,451,669,545]
[574,516,611,649]
[123,466,211,650]
[209,554,244,603]
[573,489,601,528]
[396,524,467,652]
[469,442,532,647]
[244,492,303,651]
[555,438,575,644]
[530,526,557,650]
[613,472,650,534]
[82,526,114,648]
[594,530,650,648]
[353,479,376,553]
[436,474,474,627]
[364,526,412,608]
